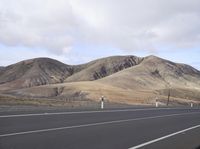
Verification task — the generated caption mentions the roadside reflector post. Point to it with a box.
[156,101,158,108]
[100,96,104,109]
[191,102,193,108]
[155,97,158,108]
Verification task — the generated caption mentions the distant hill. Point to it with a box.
[99,55,200,90]
[0,55,200,106]
[64,55,143,82]
[0,56,143,91]
[0,58,74,90]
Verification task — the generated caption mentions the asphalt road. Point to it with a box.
[0,107,200,149]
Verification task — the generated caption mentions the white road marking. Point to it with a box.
[0,107,191,118]
[129,124,200,149]
[0,111,199,138]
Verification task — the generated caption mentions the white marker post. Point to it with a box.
[156,101,158,108]
[155,97,158,108]
[101,96,104,109]
[191,102,193,108]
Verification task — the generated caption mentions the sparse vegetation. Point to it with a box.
[0,55,200,106]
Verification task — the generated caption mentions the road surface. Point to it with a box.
[0,107,200,149]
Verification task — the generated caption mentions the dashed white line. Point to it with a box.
[129,124,200,149]
[0,111,199,138]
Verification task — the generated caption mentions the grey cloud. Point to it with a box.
[0,0,77,54]
[0,0,200,53]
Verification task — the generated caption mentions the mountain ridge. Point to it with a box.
[0,55,200,106]
[0,55,143,91]
[98,55,200,90]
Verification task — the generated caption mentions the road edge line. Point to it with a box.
[129,124,200,149]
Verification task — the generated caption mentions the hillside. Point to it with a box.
[64,55,143,82]
[99,55,200,90]
[0,56,143,91]
[0,58,74,91]
[0,55,200,106]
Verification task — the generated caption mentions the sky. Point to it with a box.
[0,0,200,70]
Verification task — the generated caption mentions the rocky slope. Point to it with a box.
[1,55,200,105]
[0,56,143,91]
[64,55,143,82]
[99,55,200,90]
[0,58,74,91]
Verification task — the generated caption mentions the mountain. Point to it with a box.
[99,55,200,90]
[64,55,143,82]
[0,55,200,106]
[0,56,143,91]
[0,58,75,91]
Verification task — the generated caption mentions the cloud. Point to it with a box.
[0,0,76,54]
[0,0,200,54]
[71,0,200,50]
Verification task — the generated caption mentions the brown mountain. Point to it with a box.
[0,56,143,91]
[64,55,143,82]
[0,55,200,106]
[0,58,74,91]
[99,55,200,90]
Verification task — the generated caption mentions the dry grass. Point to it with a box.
[9,81,199,105]
[1,55,200,106]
